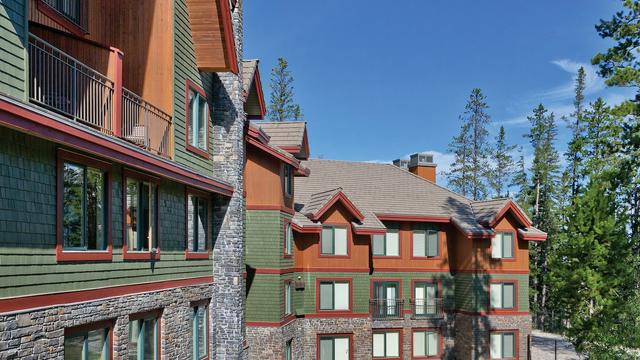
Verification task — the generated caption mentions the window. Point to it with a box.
[285,340,292,360]
[129,315,159,360]
[372,281,400,318]
[319,336,350,360]
[491,232,514,259]
[373,331,400,358]
[124,175,158,256]
[285,282,293,315]
[186,81,209,156]
[321,226,348,256]
[192,304,208,360]
[414,282,437,316]
[62,162,107,251]
[187,193,209,253]
[41,0,87,30]
[283,165,293,196]
[284,222,293,256]
[319,281,350,311]
[64,324,110,360]
[413,330,439,357]
[490,282,515,309]
[412,230,439,257]
[372,229,399,256]
[490,332,516,359]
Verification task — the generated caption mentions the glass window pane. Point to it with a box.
[427,230,439,257]
[413,331,425,357]
[285,283,292,314]
[285,340,292,360]
[148,183,157,250]
[143,319,156,359]
[321,228,333,254]
[319,283,333,310]
[86,167,105,251]
[86,329,107,360]
[63,162,84,249]
[490,333,502,358]
[333,338,349,360]
[197,198,208,251]
[492,233,502,258]
[128,320,141,359]
[386,332,399,357]
[503,284,515,309]
[372,333,385,357]
[386,231,399,256]
[126,179,139,251]
[64,334,85,360]
[334,282,349,310]
[189,90,198,148]
[187,195,196,251]
[415,285,425,315]
[413,231,426,257]
[503,333,515,358]
[319,339,333,360]
[372,234,385,255]
[197,97,208,150]
[503,233,514,258]
[490,283,503,308]
[334,228,348,256]
[139,183,150,251]
[197,307,207,359]
[427,332,438,356]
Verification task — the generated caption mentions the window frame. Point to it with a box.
[411,279,441,317]
[191,299,210,360]
[56,149,113,262]
[490,231,516,261]
[284,280,293,317]
[490,330,518,359]
[411,328,442,359]
[185,188,211,260]
[185,80,211,159]
[316,334,353,360]
[372,329,402,359]
[64,319,114,360]
[410,228,440,259]
[129,309,162,360]
[320,225,350,257]
[283,219,293,258]
[489,280,518,311]
[372,228,400,258]
[316,278,352,313]
[38,0,88,36]
[122,168,161,261]
[285,339,293,360]
[283,164,293,197]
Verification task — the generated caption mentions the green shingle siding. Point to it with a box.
[455,273,529,312]
[0,128,213,298]
[245,210,293,269]
[246,274,281,322]
[0,0,27,100]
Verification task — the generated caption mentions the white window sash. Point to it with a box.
[492,233,503,259]
[334,282,350,310]
[386,230,399,256]
[413,231,426,257]
[490,283,503,308]
[334,227,348,256]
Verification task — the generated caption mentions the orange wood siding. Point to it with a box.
[29,0,173,114]
[244,146,293,210]
[409,165,436,183]
[185,0,236,72]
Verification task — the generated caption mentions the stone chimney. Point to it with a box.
[407,153,436,183]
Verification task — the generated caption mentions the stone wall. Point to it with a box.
[454,313,531,360]
[0,283,212,359]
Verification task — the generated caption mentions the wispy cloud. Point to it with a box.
[536,59,605,102]
[365,150,456,175]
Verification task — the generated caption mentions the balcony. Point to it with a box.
[370,299,404,320]
[410,299,444,319]
[27,34,173,159]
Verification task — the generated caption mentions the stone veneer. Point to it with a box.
[0,284,212,359]
[454,313,531,360]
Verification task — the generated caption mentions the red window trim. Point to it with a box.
[488,279,519,313]
[372,328,403,359]
[282,163,294,200]
[316,333,354,360]
[319,223,353,258]
[190,299,211,360]
[185,79,211,159]
[410,278,443,316]
[411,327,443,359]
[372,228,402,259]
[409,227,444,261]
[283,279,295,320]
[129,309,163,360]
[489,329,519,360]
[56,148,113,262]
[64,319,115,360]
[283,218,293,259]
[185,187,212,260]
[315,278,353,314]
[37,0,88,37]
[122,168,161,261]
[489,230,517,263]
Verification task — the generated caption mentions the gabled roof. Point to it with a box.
[301,188,365,223]
[254,121,310,160]
[242,60,266,119]
[245,124,309,175]
[518,227,547,241]
[471,198,532,227]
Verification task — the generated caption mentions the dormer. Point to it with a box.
[242,60,267,119]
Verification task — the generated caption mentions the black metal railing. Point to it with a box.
[411,299,444,318]
[370,299,404,319]
[122,88,173,159]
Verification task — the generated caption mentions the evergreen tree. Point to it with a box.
[268,57,304,121]
[489,126,516,198]
[565,66,587,196]
[446,122,472,197]
[511,146,530,211]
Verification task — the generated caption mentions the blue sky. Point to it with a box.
[244,0,632,174]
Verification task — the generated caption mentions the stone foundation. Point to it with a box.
[0,283,212,359]
[454,313,531,360]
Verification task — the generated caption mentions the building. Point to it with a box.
[244,124,546,359]
[0,0,246,358]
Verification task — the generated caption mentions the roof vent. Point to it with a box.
[407,153,437,183]
[408,153,435,168]
[392,159,409,170]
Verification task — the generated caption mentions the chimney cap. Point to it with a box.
[408,153,435,168]
[393,159,409,170]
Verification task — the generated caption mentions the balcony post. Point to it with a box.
[108,47,124,137]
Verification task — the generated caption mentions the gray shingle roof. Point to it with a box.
[242,59,258,94]
[301,188,343,217]
[255,121,306,148]
[471,198,510,225]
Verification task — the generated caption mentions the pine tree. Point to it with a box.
[489,126,516,198]
[511,147,530,213]
[565,66,587,196]
[446,122,472,197]
[268,58,304,122]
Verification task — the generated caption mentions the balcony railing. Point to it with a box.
[27,34,173,159]
[411,299,444,319]
[122,88,173,158]
[29,34,114,134]
[370,299,404,320]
